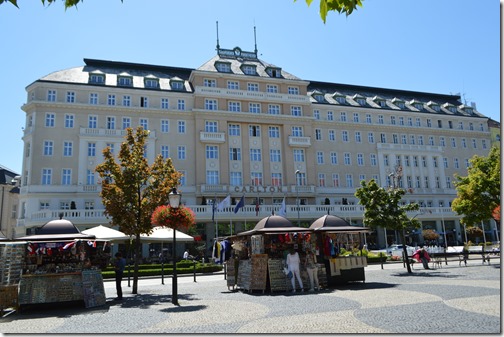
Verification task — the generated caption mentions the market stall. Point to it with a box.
[14,218,111,309]
[309,214,370,285]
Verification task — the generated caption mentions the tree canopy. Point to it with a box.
[95,126,181,294]
[451,146,501,226]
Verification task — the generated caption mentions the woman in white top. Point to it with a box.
[286,248,304,293]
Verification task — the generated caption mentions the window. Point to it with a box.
[469,123,474,130]
[368,132,375,143]
[448,121,453,129]
[145,78,159,88]
[249,125,261,137]
[355,131,362,143]
[107,94,116,106]
[171,81,184,90]
[407,117,413,126]
[230,172,242,185]
[178,146,186,160]
[266,84,278,93]
[465,159,470,168]
[328,130,335,141]
[161,120,169,133]
[380,133,387,143]
[85,201,95,210]
[249,103,261,113]
[424,177,429,188]
[43,141,53,156]
[88,115,97,129]
[422,156,427,167]
[204,79,216,87]
[205,99,218,110]
[415,176,421,188]
[228,124,241,136]
[40,202,50,210]
[161,145,169,158]
[344,153,351,165]
[446,177,452,188]
[227,81,239,90]
[288,86,299,95]
[63,141,73,157]
[433,157,438,168]
[417,135,424,145]
[335,96,346,104]
[315,129,322,141]
[140,96,149,108]
[460,138,467,148]
[206,145,219,159]
[66,91,75,103]
[118,77,132,86]
[64,114,74,128]
[451,137,456,148]
[205,121,218,132]
[87,169,95,185]
[293,149,305,162]
[482,140,487,149]
[384,155,389,166]
[327,111,334,121]
[121,117,130,130]
[87,143,96,157]
[435,177,441,189]
[229,148,241,161]
[428,136,434,146]
[160,98,169,110]
[122,95,131,107]
[401,135,407,144]
[439,137,446,147]
[271,173,282,186]
[216,62,231,72]
[41,169,52,185]
[292,126,303,137]
[366,114,372,124]
[409,135,415,144]
[89,93,98,105]
[370,154,377,166]
[406,176,412,188]
[390,116,396,125]
[416,117,421,127]
[317,151,324,164]
[140,118,148,130]
[47,90,56,102]
[413,156,418,167]
[178,121,186,133]
[346,174,354,188]
[242,65,257,75]
[378,115,384,124]
[330,152,338,165]
[269,126,280,138]
[250,149,262,161]
[251,172,263,186]
[340,112,347,122]
[454,158,459,169]
[353,113,360,123]
[106,116,115,130]
[392,134,398,144]
[45,113,55,127]
[291,106,302,116]
[270,149,281,162]
[313,110,320,120]
[479,123,484,131]
[426,119,432,127]
[247,83,259,91]
[177,99,185,110]
[228,101,241,112]
[106,143,115,154]
[332,174,339,187]
[206,171,219,185]
[318,173,326,187]
[437,120,443,128]
[443,157,448,168]
[357,153,364,166]
[472,139,477,149]
[342,131,349,142]
[268,104,280,115]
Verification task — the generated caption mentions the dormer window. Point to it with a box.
[372,96,386,107]
[215,62,231,73]
[410,100,423,110]
[353,94,366,106]
[170,80,184,91]
[442,102,456,113]
[118,76,132,87]
[314,94,324,102]
[464,107,473,114]
[391,98,404,109]
[332,92,346,104]
[266,67,282,78]
[144,78,159,89]
[89,73,105,84]
[241,64,257,75]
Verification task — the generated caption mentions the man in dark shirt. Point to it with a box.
[114,252,127,300]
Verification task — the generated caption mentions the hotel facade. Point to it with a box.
[16,45,499,251]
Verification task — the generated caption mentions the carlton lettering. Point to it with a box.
[233,185,282,193]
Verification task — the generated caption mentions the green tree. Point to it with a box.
[2,0,363,22]
[355,179,419,273]
[451,146,500,226]
[95,126,181,294]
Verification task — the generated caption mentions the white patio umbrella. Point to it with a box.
[81,225,130,242]
[139,226,194,243]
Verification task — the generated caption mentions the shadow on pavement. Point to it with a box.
[391,270,464,278]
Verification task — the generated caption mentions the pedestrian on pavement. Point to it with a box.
[413,247,430,269]
[183,250,189,259]
[286,247,304,293]
[114,252,126,300]
[304,251,319,291]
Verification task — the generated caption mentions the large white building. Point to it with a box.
[16,44,498,251]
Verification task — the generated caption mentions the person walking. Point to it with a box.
[305,251,319,291]
[114,252,127,300]
[286,248,304,293]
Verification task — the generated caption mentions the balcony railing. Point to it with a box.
[288,136,311,147]
[199,131,226,143]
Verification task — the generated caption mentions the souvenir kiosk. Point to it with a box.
[15,217,110,309]
[227,215,326,293]
[309,215,370,285]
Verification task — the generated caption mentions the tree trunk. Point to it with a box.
[401,230,412,273]
[132,233,141,294]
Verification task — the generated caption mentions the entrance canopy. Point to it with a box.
[81,225,130,242]
[140,226,194,243]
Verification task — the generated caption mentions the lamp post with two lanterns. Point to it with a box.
[168,187,182,306]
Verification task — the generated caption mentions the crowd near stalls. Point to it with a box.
[0,217,112,314]
[224,214,370,293]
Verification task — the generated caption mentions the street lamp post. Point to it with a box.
[168,187,182,306]
[295,170,301,227]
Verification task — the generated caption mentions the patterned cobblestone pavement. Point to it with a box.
[1,259,500,334]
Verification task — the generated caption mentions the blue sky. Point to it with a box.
[0,0,500,174]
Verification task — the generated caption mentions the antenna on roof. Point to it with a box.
[216,21,220,51]
[254,24,258,56]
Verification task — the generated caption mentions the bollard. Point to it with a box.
[224,262,227,280]
[193,260,196,282]
[380,252,384,270]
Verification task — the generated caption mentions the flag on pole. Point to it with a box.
[234,195,245,214]
[255,197,260,216]
[278,197,287,217]
[218,195,231,211]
